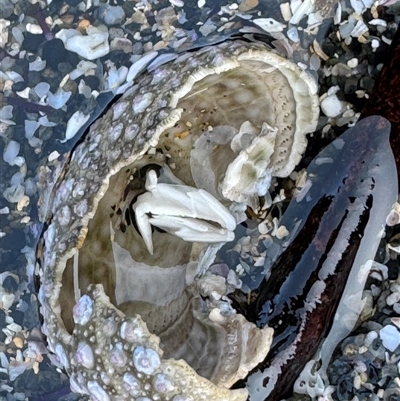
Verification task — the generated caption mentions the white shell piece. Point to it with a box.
[253,18,286,33]
[290,0,314,24]
[56,29,110,60]
[63,110,91,143]
[379,325,400,352]
[3,141,20,166]
[320,94,344,118]
[126,51,158,82]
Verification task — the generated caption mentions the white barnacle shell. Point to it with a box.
[72,294,94,325]
[120,319,144,342]
[123,373,142,396]
[87,381,110,401]
[70,373,88,394]
[74,342,95,369]
[153,373,175,393]
[54,343,70,369]
[101,372,111,385]
[132,93,154,114]
[102,317,117,337]
[38,40,319,401]
[133,346,161,375]
[110,342,127,368]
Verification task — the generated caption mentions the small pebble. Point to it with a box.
[26,23,43,35]
[379,325,400,352]
[34,82,50,98]
[238,0,258,11]
[29,57,46,72]
[98,5,126,26]
[320,94,344,118]
[47,88,72,109]
[13,337,24,349]
[347,58,358,68]
[371,38,380,48]
[3,140,20,166]
[387,292,400,306]
[364,330,378,347]
[0,0,14,19]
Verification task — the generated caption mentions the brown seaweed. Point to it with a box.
[245,116,397,401]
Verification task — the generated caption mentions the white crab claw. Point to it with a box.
[149,215,235,243]
[133,170,236,254]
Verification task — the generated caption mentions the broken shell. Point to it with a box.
[37,40,319,400]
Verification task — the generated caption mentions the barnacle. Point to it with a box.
[38,40,319,400]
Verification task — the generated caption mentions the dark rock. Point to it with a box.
[41,67,62,92]
[42,39,67,69]
[336,375,354,400]
[0,0,14,19]
[11,81,28,92]
[12,59,29,78]
[321,38,338,58]
[27,70,42,87]
[0,310,6,342]
[21,32,44,53]
[10,309,24,326]
[327,358,352,385]
[2,275,18,293]
[386,258,399,280]
[57,62,74,74]
[14,368,68,394]
[359,76,375,92]
[42,39,79,71]
[23,300,41,330]
[65,0,81,6]
[344,77,358,95]
[81,75,100,90]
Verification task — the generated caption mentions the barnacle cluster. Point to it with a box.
[38,40,319,400]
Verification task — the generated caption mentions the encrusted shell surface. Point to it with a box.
[38,40,319,400]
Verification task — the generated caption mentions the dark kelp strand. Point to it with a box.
[245,116,397,401]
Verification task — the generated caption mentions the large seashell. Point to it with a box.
[37,40,319,400]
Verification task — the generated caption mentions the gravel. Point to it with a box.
[1,0,399,400]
